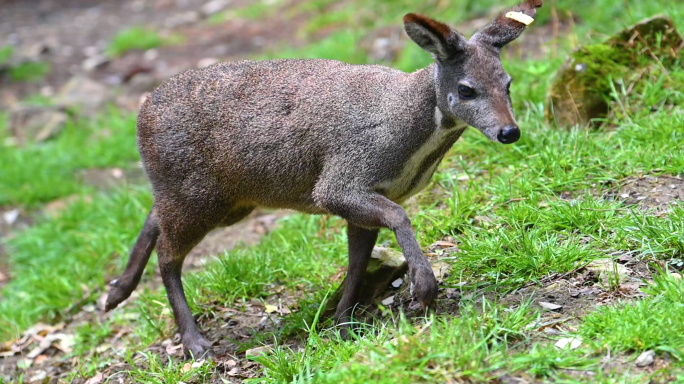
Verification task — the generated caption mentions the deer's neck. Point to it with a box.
[377,64,467,203]
[407,64,459,129]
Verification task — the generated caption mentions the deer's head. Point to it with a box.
[404,0,543,144]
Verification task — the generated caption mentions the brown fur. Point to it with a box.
[105,0,541,358]
[403,13,453,42]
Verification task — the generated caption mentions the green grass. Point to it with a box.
[581,270,684,355]
[107,27,167,57]
[250,274,684,383]
[207,0,288,24]
[0,46,13,65]
[7,61,50,82]
[0,45,50,82]
[0,187,152,340]
[0,109,139,206]
[254,300,536,383]
[2,0,684,382]
[262,30,369,64]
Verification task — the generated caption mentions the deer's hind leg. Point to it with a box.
[155,201,253,358]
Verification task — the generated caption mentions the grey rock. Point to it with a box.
[635,350,655,367]
[381,295,395,306]
[201,0,231,17]
[124,73,160,95]
[431,261,452,281]
[539,301,563,311]
[3,209,20,225]
[8,105,68,145]
[165,11,200,28]
[545,16,682,127]
[56,76,112,115]
[82,54,110,72]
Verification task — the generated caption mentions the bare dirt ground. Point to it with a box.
[0,0,310,111]
[617,174,684,212]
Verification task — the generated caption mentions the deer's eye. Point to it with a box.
[458,85,476,100]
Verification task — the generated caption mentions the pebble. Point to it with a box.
[381,295,395,306]
[635,350,655,367]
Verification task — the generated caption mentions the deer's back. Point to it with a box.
[136,59,421,211]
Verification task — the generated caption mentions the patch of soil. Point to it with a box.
[614,175,684,211]
[0,0,311,110]
[184,210,291,271]
[0,285,302,383]
[0,206,290,383]
[80,165,148,191]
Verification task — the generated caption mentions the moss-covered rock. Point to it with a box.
[546,16,683,127]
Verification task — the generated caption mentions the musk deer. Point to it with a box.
[105,0,543,357]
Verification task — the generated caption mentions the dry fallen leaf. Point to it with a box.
[26,337,51,359]
[264,304,278,314]
[166,343,183,356]
[95,343,111,354]
[225,359,238,367]
[555,337,582,350]
[84,372,105,384]
[28,370,47,382]
[246,345,272,358]
[433,240,456,248]
[539,302,563,311]
[51,333,76,354]
[34,355,49,365]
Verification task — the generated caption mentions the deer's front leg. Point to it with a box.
[316,187,438,310]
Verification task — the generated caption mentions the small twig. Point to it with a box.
[498,197,528,206]
[551,7,559,59]
[566,88,583,126]
[580,207,628,212]
[625,67,648,96]
[635,32,671,78]
[521,263,588,289]
[64,287,101,315]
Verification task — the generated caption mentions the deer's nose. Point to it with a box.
[497,125,520,144]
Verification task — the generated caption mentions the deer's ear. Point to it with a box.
[471,0,543,51]
[403,13,466,61]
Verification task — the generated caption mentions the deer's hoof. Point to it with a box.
[183,336,214,360]
[411,267,438,310]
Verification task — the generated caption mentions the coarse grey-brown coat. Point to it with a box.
[105,0,543,358]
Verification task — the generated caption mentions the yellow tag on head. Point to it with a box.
[506,11,535,26]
